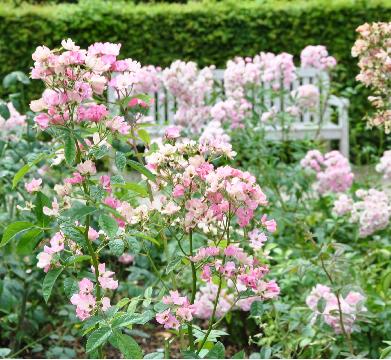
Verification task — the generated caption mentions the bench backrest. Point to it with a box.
[148,67,331,125]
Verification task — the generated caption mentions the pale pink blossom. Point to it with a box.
[118,253,134,264]
[164,126,181,139]
[25,178,42,193]
[97,263,118,290]
[77,160,97,175]
[88,227,99,241]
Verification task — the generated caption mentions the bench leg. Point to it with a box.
[340,110,349,159]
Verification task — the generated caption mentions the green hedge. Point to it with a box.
[1,0,390,78]
[0,0,390,159]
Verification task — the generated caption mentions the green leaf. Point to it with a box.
[90,185,105,201]
[0,101,10,120]
[127,297,140,314]
[116,297,130,309]
[90,145,109,160]
[82,315,104,336]
[99,214,118,238]
[64,136,76,165]
[42,268,63,303]
[112,182,149,197]
[86,326,112,353]
[109,239,125,256]
[0,221,35,247]
[382,270,391,293]
[129,231,159,246]
[250,301,264,317]
[13,152,53,188]
[127,160,155,182]
[259,347,272,359]
[317,297,327,313]
[232,350,245,359]
[138,129,151,145]
[9,93,21,112]
[125,236,141,253]
[3,71,30,88]
[65,255,91,265]
[63,278,79,299]
[34,191,51,227]
[166,256,183,274]
[115,151,127,171]
[182,351,200,359]
[16,228,43,255]
[110,175,125,184]
[110,332,143,359]
[206,342,225,359]
[63,205,97,220]
[112,311,154,328]
[0,348,11,358]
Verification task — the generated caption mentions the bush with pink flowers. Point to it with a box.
[0,28,390,360]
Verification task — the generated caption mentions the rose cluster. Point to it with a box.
[162,60,215,132]
[148,132,279,330]
[156,291,196,329]
[70,277,112,321]
[300,45,337,70]
[0,102,27,141]
[146,139,268,230]
[375,150,391,179]
[333,189,391,237]
[291,84,320,110]
[306,284,366,334]
[211,46,335,129]
[30,39,156,131]
[352,22,391,132]
[301,150,354,194]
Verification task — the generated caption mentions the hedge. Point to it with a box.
[1,0,390,78]
[0,0,390,159]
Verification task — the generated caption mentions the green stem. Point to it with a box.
[164,339,170,359]
[317,247,355,356]
[197,214,231,354]
[188,230,196,351]
[85,213,101,301]
[145,251,169,291]
[196,275,223,354]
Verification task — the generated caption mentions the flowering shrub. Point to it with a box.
[143,133,280,350]
[333,189,391,237]
[301,150,354,194]
[376,150,391,179]
[352,22,391,132]
[300,45,337,70]
[0,39,284,358]
[0,102,26,140]
[162,60,214,132]
[306,284,366,334]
